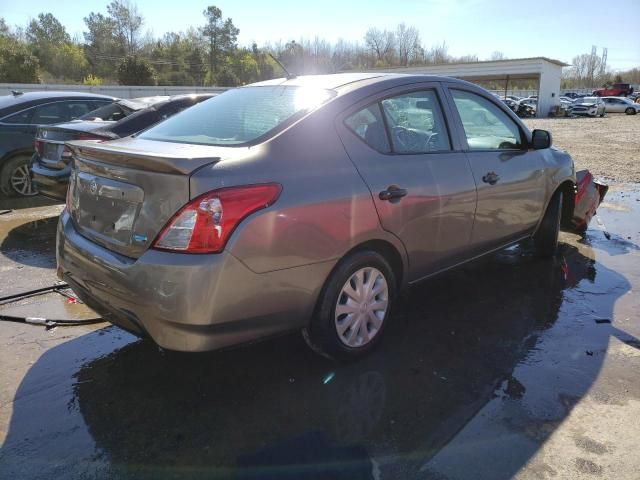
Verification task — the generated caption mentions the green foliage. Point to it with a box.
[201,6,239,74]
[83,74,103,85]
[117,55,157,85]
[0,34,40,83]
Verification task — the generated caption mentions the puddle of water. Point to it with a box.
[0,184,639,480]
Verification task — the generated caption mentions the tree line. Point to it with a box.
[1,2,638,88]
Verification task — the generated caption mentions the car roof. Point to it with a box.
[248,72,480,92]
[0,91,118,117]
[117,96,171,110]
[116,93,216,111]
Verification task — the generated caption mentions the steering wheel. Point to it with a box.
[424,132,439,151]
[392,126,421,151]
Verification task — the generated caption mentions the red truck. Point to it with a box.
[592,83,634,97]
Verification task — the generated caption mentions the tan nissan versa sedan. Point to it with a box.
[57,73,576,359]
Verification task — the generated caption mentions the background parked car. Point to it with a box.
[592,83,634,97]
[31,94,216,201]
[568,97,606,117]
[0,91,116,197]
[601,96,640,115]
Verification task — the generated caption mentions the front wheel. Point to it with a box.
[303,250,396,360]
[533,191,562,258]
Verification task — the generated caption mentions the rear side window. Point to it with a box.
[345,89,451,154]
[345,103,390,153]
[140,86,335,146]
[2,108,33,124]
[380,90,451,153]
[451,90,523,150]
[31,101,94,124]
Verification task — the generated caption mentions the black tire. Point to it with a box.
[625,107,636,115]
[303,250,396,360]
[0,155,36,197]
[533,191,562,258]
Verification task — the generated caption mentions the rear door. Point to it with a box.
[444,85,545,251]
[337,83,477,282]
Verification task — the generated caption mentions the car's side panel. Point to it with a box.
[335,83,478,281]
[190,108,409,280]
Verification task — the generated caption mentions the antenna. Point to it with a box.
[269,53,296,80]
[599,48,608,76]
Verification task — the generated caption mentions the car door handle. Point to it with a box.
[482,172,500,185]
[379,186,408,201]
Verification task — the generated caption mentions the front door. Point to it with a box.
[337,84,477,282]
[445,87,546,251]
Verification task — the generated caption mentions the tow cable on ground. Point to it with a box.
[0,283,105,329]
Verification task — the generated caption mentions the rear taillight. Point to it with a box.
[152,183,282,254]
[61,145,73,159]
[76,133,102,141]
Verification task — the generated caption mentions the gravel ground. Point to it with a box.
[524,114,640,183]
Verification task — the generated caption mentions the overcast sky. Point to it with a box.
[2,0,639,70]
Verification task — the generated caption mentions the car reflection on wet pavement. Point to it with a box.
[1,186,639,479]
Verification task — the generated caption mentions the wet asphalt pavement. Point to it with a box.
[0,187,639,480]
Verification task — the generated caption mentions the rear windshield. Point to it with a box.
[138,86,336,146]
[80,102,131,121]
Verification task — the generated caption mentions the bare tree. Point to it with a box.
[107,0,143,54]
[425,41,449,64]
[489,51,505,60]
[364,27,395,65]
[395,23,420,66]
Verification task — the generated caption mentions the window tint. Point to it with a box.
[451,90,523,150]
[140,86,335,146]
[2,108,33,124]
[80,102,127,121]
[31,101,94,124]
[380,90,450,153]
[345,103,390,153]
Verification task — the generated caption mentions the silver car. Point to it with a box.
[601,96,640,114]
[57,74,575,359]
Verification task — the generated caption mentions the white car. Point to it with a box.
[569,97,606,117]
[601,97,640,115]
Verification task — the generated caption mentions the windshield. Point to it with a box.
[574,97,597,104]
[139,86,335,146]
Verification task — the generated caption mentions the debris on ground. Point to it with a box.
[570,170,608,233]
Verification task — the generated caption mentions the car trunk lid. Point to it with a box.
[36,123,111,170]
[67,138,229,258]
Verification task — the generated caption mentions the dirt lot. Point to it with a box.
[1,114,640,480]
[524,114,640,183]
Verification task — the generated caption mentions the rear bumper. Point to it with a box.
[30,154,70,201]
[57,210,331,351]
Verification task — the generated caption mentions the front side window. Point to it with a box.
[140,86,335,146]
[451,90,523,150]
[380,90,451,153]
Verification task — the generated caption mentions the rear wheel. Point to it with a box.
[625,107,637,115]
[0,155,37,197]
[533,191,562,258]
[303,250,396,360]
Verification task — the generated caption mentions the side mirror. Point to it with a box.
[531,129,552,150]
